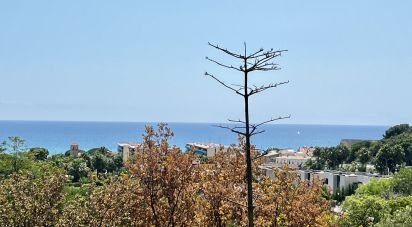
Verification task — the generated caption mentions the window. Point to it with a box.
[337,175,341,189]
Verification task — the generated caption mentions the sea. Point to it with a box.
[0,121,389,154]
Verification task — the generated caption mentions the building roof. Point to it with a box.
[118,142,143,149]
[186,142,228,149]
[264,150,280,157]
[276,156,311,160]
[264,149,312,159]
[300,169,387,178]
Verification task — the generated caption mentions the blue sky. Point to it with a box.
[0,0,411,125]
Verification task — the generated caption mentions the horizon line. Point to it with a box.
[0,119,391,127]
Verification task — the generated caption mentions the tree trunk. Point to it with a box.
[244,58,254,227]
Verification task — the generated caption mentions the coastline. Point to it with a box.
[0,121,389,154]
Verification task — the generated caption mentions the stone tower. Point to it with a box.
[70,143,80,158]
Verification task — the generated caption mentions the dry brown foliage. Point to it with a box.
[57,176,145,227]
[254,167,330,227]
[0,124,331,226]
[0,167,66,226]
[126,123,199,226]
[195,143,266,226]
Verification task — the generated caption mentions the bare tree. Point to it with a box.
[205,42,290,227]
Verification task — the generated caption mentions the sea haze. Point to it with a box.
[0,121,389,154]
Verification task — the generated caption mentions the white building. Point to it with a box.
[273,156,311,168]
[118,142,143,163]
[298,170,385,192]
[259,167,386,193]
[186,142,228,158]
[262,148,312,169]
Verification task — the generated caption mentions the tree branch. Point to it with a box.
[206,56,243,72]
[205,72,244,96]
[227,119,247,124]
[250,130,265,136]
[254,66,280,72]
[247,50,286,72]
[248,49,287,60]
[208,42,245,59]
[249,81,289,96]
[213,125,246,136]
[231,84,253,92]
[255,115,291,129]
[249,115,291,136]
[254,53,277,66]
[247,48,264,58]
[253,62,281,72]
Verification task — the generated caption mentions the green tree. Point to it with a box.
[0,153,14,177]
[311,145,350,170]
[406,145,412,166]
[357,147,371,165]
[67,158,90,182]
[369,141,382,159]
[336,144,350,167]
[387,196,412,214]
[86,147,122,174]
[87,146,110,155]
[384,124,411,139]
[355,178,393,198]
[341,195,389,227]
[375,144,404,174]
[49,154,70,168]
[384,132,412,166]
[346,140,373,164]
[377,206,412,227]
[392,167,412,195]
[28,147,49,161]
[305,158,325,170]
[113,154,124,171]
[0,141,5,154]
[92,153,107,175]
